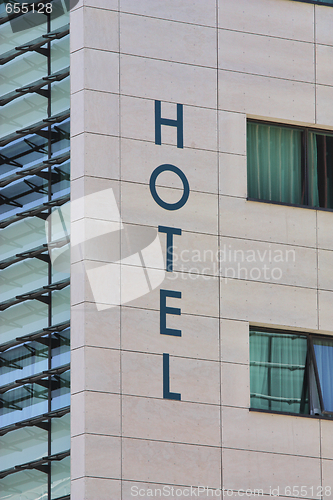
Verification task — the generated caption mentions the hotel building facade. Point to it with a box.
[1,0,333,499]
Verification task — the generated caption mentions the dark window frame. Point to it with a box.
[247,119,333,212]
[292,0,333,7]
[249,326,333,419]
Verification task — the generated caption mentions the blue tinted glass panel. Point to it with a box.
[313,339,333,412]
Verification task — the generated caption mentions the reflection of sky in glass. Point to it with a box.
[314,341,333,412]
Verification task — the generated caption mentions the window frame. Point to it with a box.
[247,119,333,212]
[249,326,333,419]
[291,0,333,7]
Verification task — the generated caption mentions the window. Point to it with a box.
[250,328,333,418]
[247,121,333,209]
[292,0,333,6]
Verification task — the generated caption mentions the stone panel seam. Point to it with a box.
[217,27,316,45]
[71,215,323,250]
[218,67,316,86]
[119,93,245,113]
[119,10,216,29]
[121,51,218,70]
[122,436,221,448]
[314,4,318,125]
[217,0,224,487]
[72,433,222,447]
[222,446,322,459]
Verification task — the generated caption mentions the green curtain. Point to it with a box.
[250,331,308,414]
[247,122,302,205]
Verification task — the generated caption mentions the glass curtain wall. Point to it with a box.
[0,2,70,499]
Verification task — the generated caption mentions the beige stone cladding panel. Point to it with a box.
[71,177,121,223]
[121,306,219,361]
[71,391,121,437]
[218,0,314,42]
[121,181,218,235]
[219,70,315,123]
[219,152,247,198]
[221,319,249,365]
[70,6,119,53]
[120,13,216,67]
[318,250,333,291]
[71,302,120,349]
[315,4,333,46]
[222,448,321,496]
[119,269,219,318]
[321,460,333,500]
[316,85,333,127]
[71,220,123,264]
[71,133,120,181]
[71,260,120,307]
[121,139,218,194]
[122,396,221,447]
[120,54,217,109]
[70,175,121,279]
[71,90,119,138]
[120,0,216,27]
[122,438,221,488]
[121,96,218,151]
[221,362,250,408]
[121,351,220,405]
[219,236,317,289]
[218,29,314,82]
[222,406,320,457]
[219,196,317,247]
[219,111,246,155]
[316,44,333,87]
[71,434,121,480]
[316,14,333,127]
[317,210,333,250]
[321,419,333,460]
[220,278,318,330]
[318,290,333,332]
[71,478,121,500]
[71,48,119,94]
[71,346,120,395]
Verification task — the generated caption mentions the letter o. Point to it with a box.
[271,267,282,280]
[149,164,190,211]
[249,267,261,280]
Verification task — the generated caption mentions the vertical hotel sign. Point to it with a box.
[150,101,189,400]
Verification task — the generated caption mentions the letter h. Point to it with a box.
[155,100,183,148]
